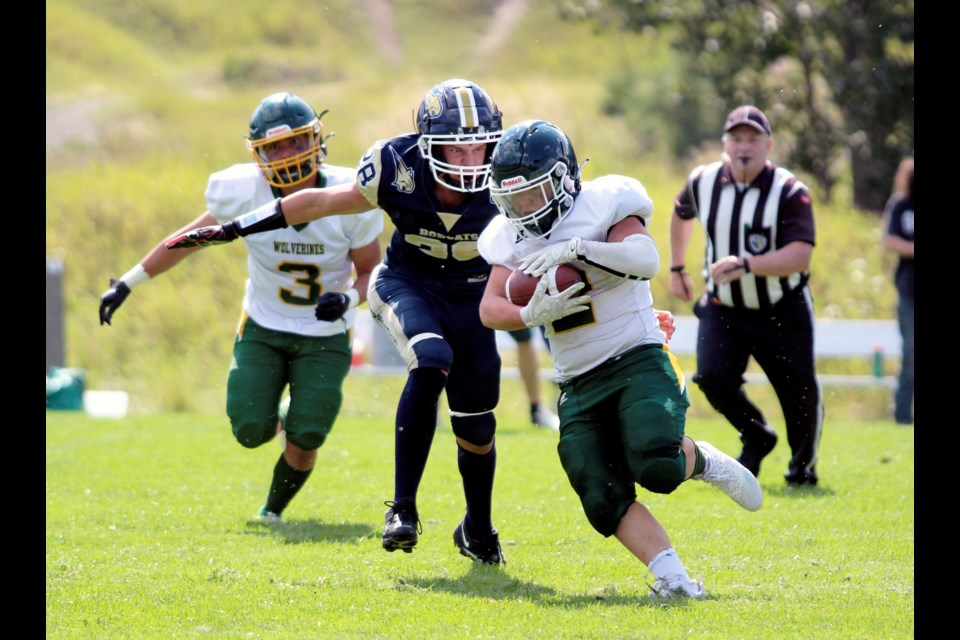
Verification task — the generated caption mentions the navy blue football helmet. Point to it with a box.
[247,92,331,188]
[489,119,581,239]
[414,79,503,193]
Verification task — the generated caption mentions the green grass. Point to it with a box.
[47,374,914,639]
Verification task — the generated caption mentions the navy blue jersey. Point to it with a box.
[356,133,498,299]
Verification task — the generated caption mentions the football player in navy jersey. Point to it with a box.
[167,79,509,564]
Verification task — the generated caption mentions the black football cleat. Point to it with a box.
[382,500,420,553]
[453,520,505,565]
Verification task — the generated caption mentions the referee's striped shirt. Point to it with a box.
[674,160,815,310]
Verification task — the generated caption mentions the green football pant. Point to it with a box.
[556,344,690,536]
[226,315,352,451]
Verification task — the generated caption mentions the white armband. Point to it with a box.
[577,234,660,280]
[345,288,360,309]
[119,264,150,289]
[233,198,288,236]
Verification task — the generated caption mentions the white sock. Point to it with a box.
[648,548,691,581]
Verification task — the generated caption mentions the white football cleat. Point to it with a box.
[694,440,763,511]
[649,573,706,599]
[256,507,283,523]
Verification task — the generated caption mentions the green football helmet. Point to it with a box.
[489,119,581,239]
[247,92,329,188]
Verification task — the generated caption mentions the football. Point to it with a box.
[505,264,583,306]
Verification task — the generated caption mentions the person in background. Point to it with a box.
[668,105,823,487]
[507,328,560,430]
[98,92,383,522]
[479,119,762,599]
[882,156,914,426]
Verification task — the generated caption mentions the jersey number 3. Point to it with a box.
[278,262,323,305]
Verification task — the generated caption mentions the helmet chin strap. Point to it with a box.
[574,157,590,190]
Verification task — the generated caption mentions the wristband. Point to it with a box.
[233,198,289,236]
[742,256,751,273]
[670,265,686,274]
[344,288,360,309]
[119,264,150,289]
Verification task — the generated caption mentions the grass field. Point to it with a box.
[46,373,914,639]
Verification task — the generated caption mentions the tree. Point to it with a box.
[560,0,913,211]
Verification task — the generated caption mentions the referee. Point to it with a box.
[668,105,823,487]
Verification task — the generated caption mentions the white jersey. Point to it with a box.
[478,174,663,381]
[206,163,383,337]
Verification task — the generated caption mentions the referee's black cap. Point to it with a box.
[723,106,771,136]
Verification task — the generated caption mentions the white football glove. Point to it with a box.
[519,237,585,277]
[518,277,589,328]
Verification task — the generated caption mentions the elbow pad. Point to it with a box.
[577,234,660,281]
[233,198,289,237]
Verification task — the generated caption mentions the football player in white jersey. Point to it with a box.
[99,92,383,522]
[477,119,762,599]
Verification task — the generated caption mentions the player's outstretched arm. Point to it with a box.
[166,200,284,249]
[167,182,374,249]
[101,212,213,325]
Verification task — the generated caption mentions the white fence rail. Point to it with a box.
[352,312,900,388]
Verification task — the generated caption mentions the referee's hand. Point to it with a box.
[669,268,695,301]
[710,255,749,285]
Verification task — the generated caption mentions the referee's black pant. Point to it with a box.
[692,288,823,483]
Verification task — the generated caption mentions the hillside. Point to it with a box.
[46,0,897,416]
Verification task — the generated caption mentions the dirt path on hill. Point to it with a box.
[359,0,530,62]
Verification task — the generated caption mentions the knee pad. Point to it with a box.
[635,456,685,494]
[558,440,635,537]
[282,387,342,451]
[284,422,327,451]
[576,484,634,537]
[450,412,496,447]
[408,334,454,371]
[620,396,686,494]
[231,417,275,449]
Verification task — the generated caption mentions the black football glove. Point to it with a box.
[99,278,131,326]
[315,292,351,321]
[165,221,239,249]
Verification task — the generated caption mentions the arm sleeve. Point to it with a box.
[576,233,660,281]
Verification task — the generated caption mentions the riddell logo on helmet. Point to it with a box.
[266,125,293,137]
[501,176,527,187]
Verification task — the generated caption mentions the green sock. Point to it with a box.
[692,445,706,476]
[263,454,313,516]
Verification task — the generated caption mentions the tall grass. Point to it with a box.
[46,385,914,638]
